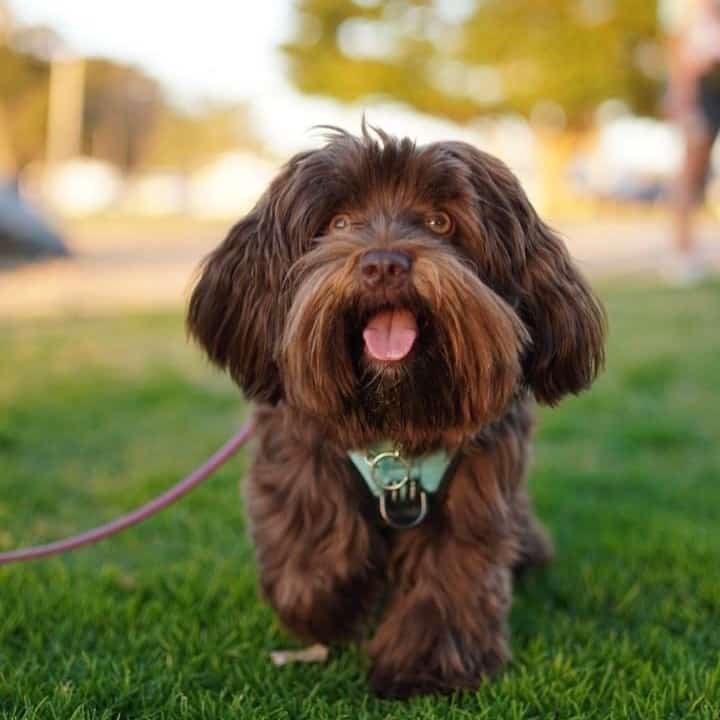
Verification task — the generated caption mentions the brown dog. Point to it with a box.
[187,126,606,698]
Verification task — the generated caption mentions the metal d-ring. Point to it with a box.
[367,450,412,492]
[379,489,428,529]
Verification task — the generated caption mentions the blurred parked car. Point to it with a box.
[0,181,67,259]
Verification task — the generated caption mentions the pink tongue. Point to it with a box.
[363,309,418,362]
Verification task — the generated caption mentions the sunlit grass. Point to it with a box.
[1,280,719,719]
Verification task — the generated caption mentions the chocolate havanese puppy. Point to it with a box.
[187,125,606,698]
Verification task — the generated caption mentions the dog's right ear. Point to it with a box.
[187,152,318,403]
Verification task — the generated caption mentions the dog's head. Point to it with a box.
[188,127,605,451]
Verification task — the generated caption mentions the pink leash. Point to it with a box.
[0,422,253,566]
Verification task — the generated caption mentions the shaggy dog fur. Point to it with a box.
[187,126,606,698]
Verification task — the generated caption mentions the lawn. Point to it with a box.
[1,280,719,719]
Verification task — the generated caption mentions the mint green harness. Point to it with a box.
[348,443,454,528]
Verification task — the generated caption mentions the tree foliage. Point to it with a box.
[83,59,163,170]
[0,1,258,172]
[0,38,255,172]
[283,0,661,126]
[143,104,258,170]
[0,43,49,167]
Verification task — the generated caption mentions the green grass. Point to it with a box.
[1,280,719,719]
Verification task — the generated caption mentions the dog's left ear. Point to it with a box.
[187,150,323,403]
[443,142,606,405]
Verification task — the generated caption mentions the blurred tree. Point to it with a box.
[0,44,163,172]
[1,3,261,175]
[0,6,65,171]
[143,103,259,171]
[0,1,10,37]
[283,0,661,127]
[83,59,163,171]
[0,43,49,169]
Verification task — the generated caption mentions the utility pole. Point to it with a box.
[46,55,85,167]
[0,1,16,176]
[0,103,16,177]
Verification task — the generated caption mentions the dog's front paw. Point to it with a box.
[369,645,508,699]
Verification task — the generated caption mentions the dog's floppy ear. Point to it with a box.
[443,142,606,405]
[187,151,319,402]
[516,215,606,404]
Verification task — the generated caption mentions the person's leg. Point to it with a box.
[672,119,714,256]
[673,72,720,260]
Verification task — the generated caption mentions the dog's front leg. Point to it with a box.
[368,454,516,698]
[245,433,385,645]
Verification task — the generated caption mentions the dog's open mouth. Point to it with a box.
[362,308,418,362]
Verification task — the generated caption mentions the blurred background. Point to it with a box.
[1,0,718,314]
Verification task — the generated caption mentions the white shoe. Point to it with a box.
[660,251,707,286]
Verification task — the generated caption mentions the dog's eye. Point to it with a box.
[424,212,453,235]
[330,214,352,232]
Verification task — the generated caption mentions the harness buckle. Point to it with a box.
[378,482,428,529]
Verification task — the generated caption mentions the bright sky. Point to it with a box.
[8,0,294,103]
[6,0,482,156]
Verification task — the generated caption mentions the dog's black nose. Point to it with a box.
[359,250,412,289]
